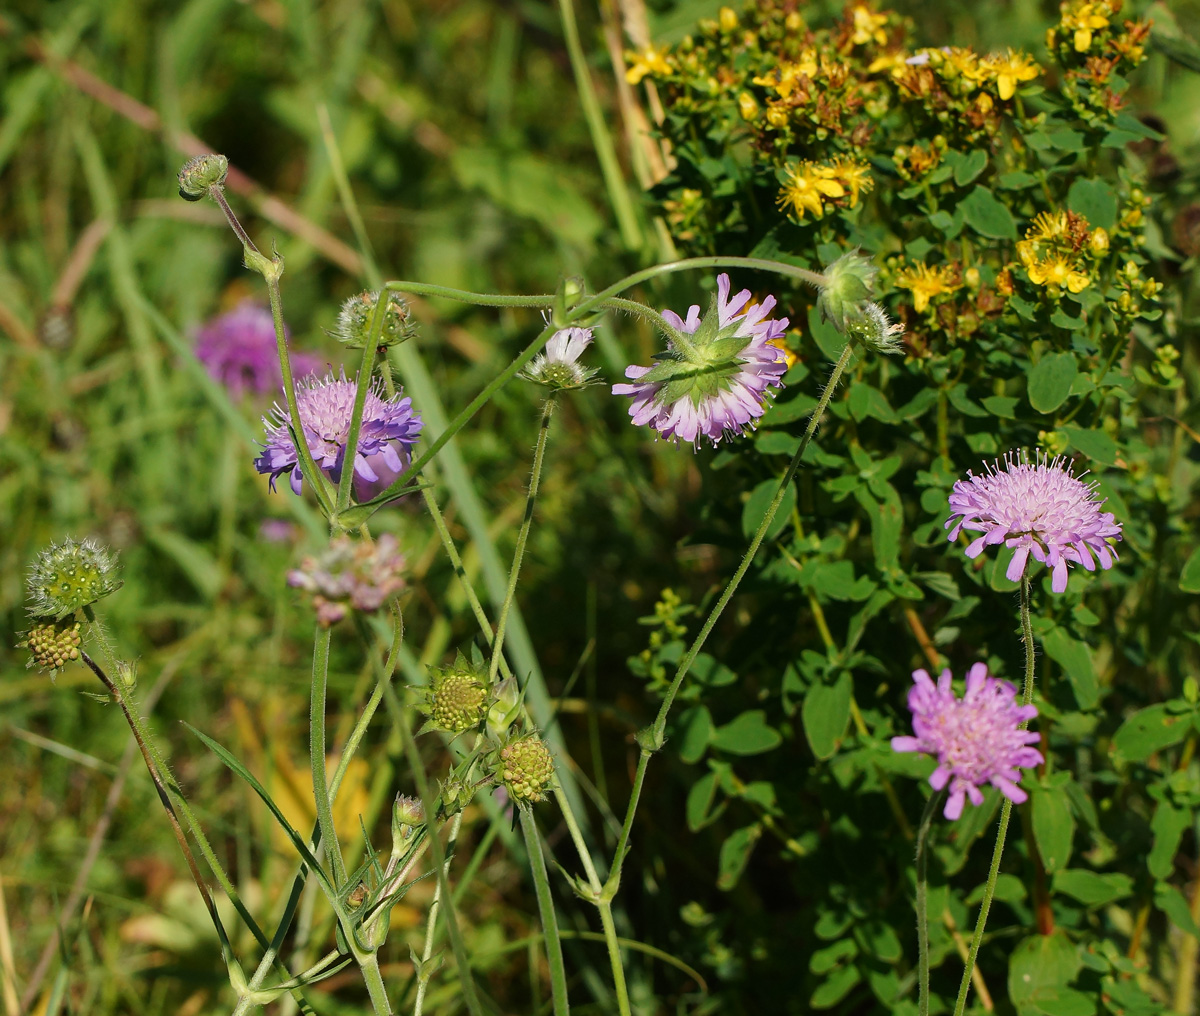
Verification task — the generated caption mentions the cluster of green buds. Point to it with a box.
[495,733,556,804]
[335,290,418,350]
[24,617,82,675]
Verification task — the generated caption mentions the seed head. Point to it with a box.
[24,617,83,674]
[178,154,229,201]
[335,291,417,349]
[497,734,555,804]
[424,665,488,734]
[27,538,122,620]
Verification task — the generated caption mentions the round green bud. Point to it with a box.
[27,537,122,620]
[24,617,82,673]
[335,291,417,349]
[498,734,555,804]
[427,669,488,734]
[178,154,229,201]
[818,250,879,334]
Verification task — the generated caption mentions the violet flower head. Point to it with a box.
[945,451,1122,593]
[892,663,1043,820]
[194,302,320,399]
[287,533,406,626]
[612,274,788,448]
[255,369,423,497]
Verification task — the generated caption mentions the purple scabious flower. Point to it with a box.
[255,369,423,497]
[521,326,599,390]
[892,663,1043,820]
[945,451,1122,593]
[194,302,320,399]
[287,533,406,626]
[612,274,788,447]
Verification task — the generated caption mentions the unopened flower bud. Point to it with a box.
[1090,228,1109,254]
[336,291,416,349]
[178,154,229,201]
[497,734,555,804]
[718,6,738,31]
[391,794,425,851]
[422,659,488,734]
[24,617,82,674]
[818,250,878,333]
[552,276,587,327]
[737,92,759,121]
[115,660,138,692]
[487,676,522,738]
[27,538,122,620]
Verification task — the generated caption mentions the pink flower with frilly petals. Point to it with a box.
[945,451,1122,593]
[892,664,1043,820]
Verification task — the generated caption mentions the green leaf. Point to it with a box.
[755,431,801,456]
[1051,869,1133,906]
[1067,178,1118,231]
[685,770,724,832]
[1062,427,1118,467]
[1040,627,1098,710]
[1027,353,1078,413]
[711,710,783,756]
[959,186,1018,240]
[1032,785,1075,874]
[1113,703,1191,762]
[810,963,861,1009]
[803,671,853,760]
[953,149,988,186]
[846,383,897,423]
[1180,546,1200,593]
[676,705,714,764]
[1008,931,1083,1012]
[1156,884,1200,937]
[1148,801,1190,879]
[810,938,857,974]
[742,477,796,541]
[864,484,903,573]
[981,395,1020,419]
[716,824,761,890]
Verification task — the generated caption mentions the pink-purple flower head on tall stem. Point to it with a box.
[287,533,406,627]
[255,369,423,498]
[945,450,1122,593]
[612,274,789,448]
[892,664,1043,820]
[194,302,321,399]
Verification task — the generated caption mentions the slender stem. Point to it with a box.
[209,187,259,255]
[335,301,390,515]
[953,577,1037,1016]
[490,397,556,684]
[310,626,346,887]
[358,951,394,1016]
[414,811,464,1016]
[916,791,943,1016]
[519,807,570,1016]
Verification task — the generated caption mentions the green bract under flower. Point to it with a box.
[27,537,122,620]
[818,250,879,333]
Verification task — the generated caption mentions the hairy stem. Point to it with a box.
[519,806,570,1016]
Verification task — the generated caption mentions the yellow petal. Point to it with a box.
[1067,272,1089,293]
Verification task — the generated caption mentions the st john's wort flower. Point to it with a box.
[286,533,406,626]
[195,302,320,399]
[892,663,1043,820]
[520,325,599,391]
[612,274,788,447]
[946,451,1122,593]
[255,369,423,497]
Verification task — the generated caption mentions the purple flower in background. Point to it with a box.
[945,451,1122,593]
[612,274,788,447]
[892,663,1042,820]
[287,533,406,626]
[255,369,423,497]
[194,302,320,399]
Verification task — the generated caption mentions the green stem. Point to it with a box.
[414,811,464,1016]
[605,339,855,896]
[556,0,642,251]
[490,397,556,684]
[310,626,346,887]
[953,577,1037,1016]
[519,806,570,1016]
[917,791,943,1016]
[358,951,394,1016]
[334,300,390,514]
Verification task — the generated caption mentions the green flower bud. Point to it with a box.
[818,250,879,333]
[27,537,122,620]
[497,734,555,804]
[391,794,425,848]
[422,661,488,734]
[335,291,417,349]
[24,617,82,674]
[487,676,521,738]
[178,154,229,201]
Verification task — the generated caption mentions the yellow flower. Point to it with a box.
[737,92,759,121]
[776,162,844,220]
[626,46,672,85]
[718,6,739,32]
[895,263,961,313]
[766,105,790,128]
[987,49,1039,100]
[1062,2,1109,52]
[1026,255,1090,293]
[940,47,986,86]
[767,335,798,370]
[753,52,819,98]
[851,5,888,47]
[832,158,874,207]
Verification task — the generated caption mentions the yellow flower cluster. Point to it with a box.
[776,158,873,222]
[919,46,1040,101]
[625,45,673,85]
[850,4,888,47]
[1058,1,1112,53]
[1016,210,1102,295]
[895,262,961,314]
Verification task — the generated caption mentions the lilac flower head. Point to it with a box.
[612,274,788,447]
[892,663,1042,820]
[194,302,320,399]
[287,533,406,626]
[521,325,599,390]
[945,451,1122,593]
[255,369,423,497]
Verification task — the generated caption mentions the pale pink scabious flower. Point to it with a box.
[612,274,788,447]
[892,663,1043,820]
[255,369,423,498]
[287,533,406,626]
[194,302,320,399]
[945,451,1122,593]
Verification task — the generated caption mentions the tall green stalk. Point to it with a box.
[916,791,943,1016]
[519,807,570,1016]
[953,576,1037,1016]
